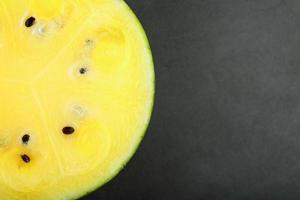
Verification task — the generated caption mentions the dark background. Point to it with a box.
[82,0,300,199]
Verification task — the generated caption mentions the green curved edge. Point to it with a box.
[74,1,155,200]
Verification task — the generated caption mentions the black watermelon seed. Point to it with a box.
[21,154,30,163]
[86,39,93,44]
[79,67,87,75]
[22,134,30,144]
[25,17,36,27]
[62,126,75,135]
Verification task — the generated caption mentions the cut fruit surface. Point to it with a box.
[0,0,154,199]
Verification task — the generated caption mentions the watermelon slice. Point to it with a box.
[0,0,154,199]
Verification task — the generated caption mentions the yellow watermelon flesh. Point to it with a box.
[0,0,154,199]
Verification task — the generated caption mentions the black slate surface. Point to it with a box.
[82,0,300,199]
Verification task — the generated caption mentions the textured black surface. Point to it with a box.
[82,0,300,200]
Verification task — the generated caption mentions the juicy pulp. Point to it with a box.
[0,0,154,199]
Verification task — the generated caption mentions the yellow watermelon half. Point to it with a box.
[0,0,154,199]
